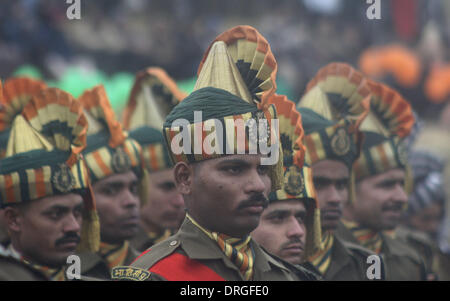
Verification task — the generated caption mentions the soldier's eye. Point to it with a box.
[296,213,306,224]
[158,182,176,191]
[73,207,83,219]
[223,166,242,174]
[335,180,348,190]
[102,186,118,196]
[313,178,330,190]
[130,183,139,196]
[46,209,63,221]
[268,212,287,224]
[257,165,269,175]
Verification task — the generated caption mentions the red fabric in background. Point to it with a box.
[392,0,418,41]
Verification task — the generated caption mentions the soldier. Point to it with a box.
[122,68,186,252]
[296,63,383,280]
[335,79,427,280]
[76,85,146,279]
[396,150,447,280]
[0,87,100,280]
[0,78,48,244]
[251,94,322,267]
[401,150,445,242]
[112,25,318,281]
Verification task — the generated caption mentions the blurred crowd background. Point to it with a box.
[2,0,450,116]
[1,0,450,257]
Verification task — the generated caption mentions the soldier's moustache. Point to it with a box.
[55,232,81,246]
[281,238,305,251]
[237,193,269,210]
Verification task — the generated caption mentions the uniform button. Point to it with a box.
[169,240,178,246]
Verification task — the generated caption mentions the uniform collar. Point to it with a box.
[323,235,352,279]
[379,232,422,263]
[178,216,283,275]
[336,221,422,263]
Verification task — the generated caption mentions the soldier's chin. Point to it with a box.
[119,229,139,241]
[321,218,340,231]
[380,220,398,231]
[44,253,71,268]
[227,218,260,237]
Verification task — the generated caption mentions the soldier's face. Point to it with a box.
[5,193,83,268]
[93,171,140,244]
[353,168,407,231]
[141,168,185,231]
[312,160,349,231]
[175,154,272,238]
[408,202,444,239]
[251,200,306,264]
[0,209,6,234]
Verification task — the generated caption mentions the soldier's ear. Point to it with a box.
[3,206,24,233]
[174,162,193,195]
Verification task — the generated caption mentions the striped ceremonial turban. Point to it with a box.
[267,94,322,258]
[163,25,284,190]
[353,80,415,182]
[79,85,148,203]
[407,150,445,215]
[122,67,186,172]
[0,87,100,252]
[297,63,370,170]
[0,77,47,158]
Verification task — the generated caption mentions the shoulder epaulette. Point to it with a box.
[260,245,321,280]
[115,236,225,281]
[343,241,377,258]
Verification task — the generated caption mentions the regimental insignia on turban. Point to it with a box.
[284,165,304,196]
[330,127,350,156]
[0,77,47,159]
[0,87,100,252]
[353,80,415,179]
[297,62,370,169]
[163,25,284,190]
[267,94,322,258]
[122,67,186,172]
[53,163,77,193]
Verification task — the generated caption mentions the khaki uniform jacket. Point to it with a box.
[0,225,8,245]
[303,235,383,281]
[0,246,48,281]
[395,226,450,280]
[113,217,319,281]
[335,222,426,281]
[129,226,153,252]
[0,255,49,281]
[130,226,172,252]
[77,243,140,280]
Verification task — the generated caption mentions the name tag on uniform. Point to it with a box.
[111,266,151,281]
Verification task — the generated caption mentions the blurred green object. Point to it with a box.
[9,66,134,116]
[104,72,134,115]
[56,67,107,98]
[12,65,43,79]
[176,77,196,95]
[276,77,295,102]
